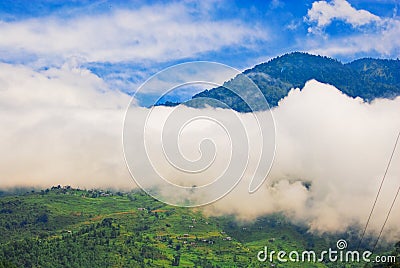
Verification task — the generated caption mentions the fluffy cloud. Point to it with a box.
[0,62,133,189]
[126,80,400,240]
[305,0,400,58]
[203,80,400,241]
[0,2,267,65]
[306,17,400,58]
[306,0,380,31]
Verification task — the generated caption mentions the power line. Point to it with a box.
[372,185,400,251]
[357,130,400,249]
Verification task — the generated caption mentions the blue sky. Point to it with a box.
[0,0,399,103]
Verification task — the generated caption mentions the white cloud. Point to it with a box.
[0,62,133,189]
[125,80,400,239]
[0,2,267,65]
[306,0,381,32]
[306,18,400,58]
[203,80,400,240]
[304,0,400,58]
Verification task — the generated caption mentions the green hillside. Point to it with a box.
[0,187,398,267]
[189,52,400,112]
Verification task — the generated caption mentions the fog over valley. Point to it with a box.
[1,62,399,240]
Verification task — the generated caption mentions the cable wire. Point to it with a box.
[357,130,400,249]
[372,186,400,251]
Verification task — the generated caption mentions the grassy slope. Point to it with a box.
[0,188,396,267]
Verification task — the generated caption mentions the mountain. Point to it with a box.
[188,52,400,112]
[1,187,397,267]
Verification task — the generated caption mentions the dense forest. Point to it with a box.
[0,187,398,267]
[188,52,400,112]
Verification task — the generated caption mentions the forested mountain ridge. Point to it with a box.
[190,52,400,112]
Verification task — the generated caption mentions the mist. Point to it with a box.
[0,62,133,190]
[205,80,400,242]
[0,62,399,240]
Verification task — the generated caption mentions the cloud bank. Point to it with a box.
[205,80,400,242]
[0,2,267,65]
[0,62,132,189]
[0,64,399,240]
